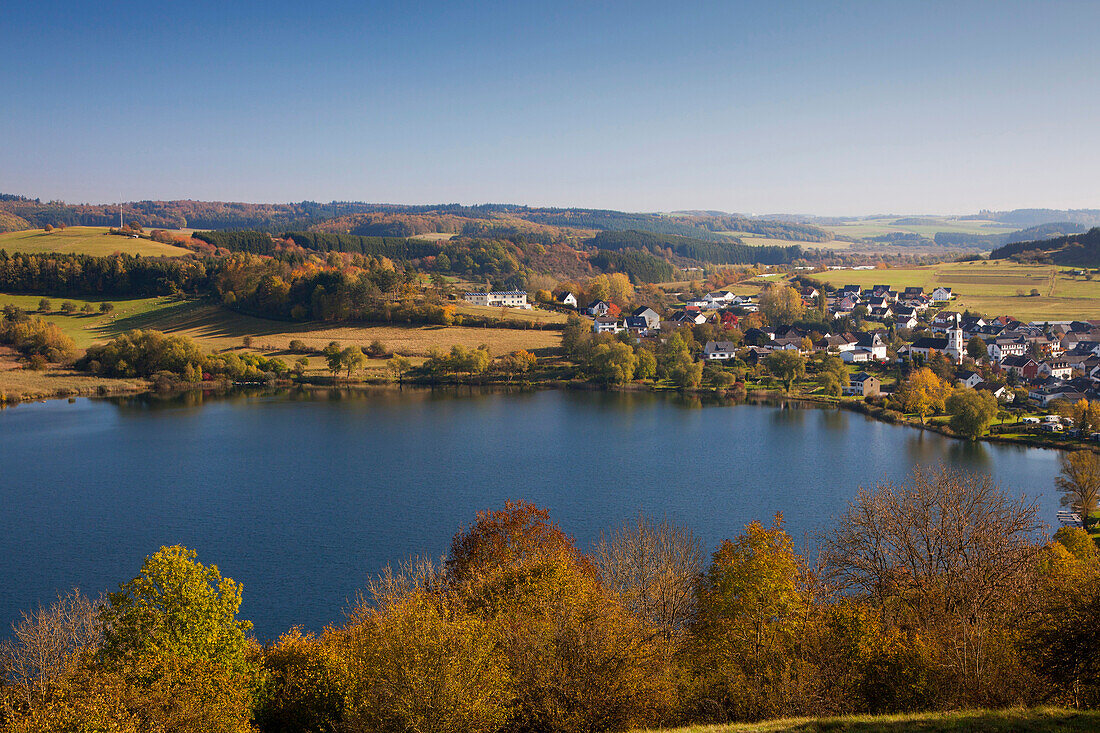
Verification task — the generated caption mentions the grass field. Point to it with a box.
[639,707,1100,733]
[0,294,562,360]
[821,217,1020,240]
[0,226,191,257]
[720,232,852,250]
[820,261,1100,321]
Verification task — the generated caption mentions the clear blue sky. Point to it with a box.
[2,1,1099,215]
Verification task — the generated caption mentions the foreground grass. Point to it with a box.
[640,707,1100,733]
[0,363,146,401]
[0,226,191,257]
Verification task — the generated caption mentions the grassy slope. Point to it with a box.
[642,707,1100,733]
[0,226,190,257]
[820,261,1100,321]
[0,294,562,357]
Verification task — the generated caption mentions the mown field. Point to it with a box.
[0,293,561,365]
[820,261,1100,321]
[0,226,191,257]
[640,707,1100,733]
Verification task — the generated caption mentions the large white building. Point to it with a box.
[464,291,531,309]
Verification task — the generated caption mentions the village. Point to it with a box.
[466,281,1100,443]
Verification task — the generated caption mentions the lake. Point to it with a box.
[0,387,1064,639]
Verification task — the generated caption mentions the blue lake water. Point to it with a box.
[0,387,1064,639]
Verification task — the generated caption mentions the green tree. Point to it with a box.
[966,336,987,361]
[945,387,998,439]
[387,355,413,384]
[340,346,366,379]
[590,341,636,385]
[99,545,254,676]
[323,341,343,378]
[635,347,657,381]
[764,350,806,393]
[99,302,115,315]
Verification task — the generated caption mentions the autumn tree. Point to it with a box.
[896,367,951,423]
[340,588,510,733]
[1056,451,1100,530]
[821,467,1044,704]
[691,514,809,720]
[594,514,705,642]
[760,284,804,326]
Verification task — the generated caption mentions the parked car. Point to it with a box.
[1022,417,1040,424]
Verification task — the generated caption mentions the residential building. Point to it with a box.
[465,290,530,309]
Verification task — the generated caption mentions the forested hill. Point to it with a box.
[989,227,1100,266]
[966,208,1100,228]
[0,194,831,243]
[590,229,802,265]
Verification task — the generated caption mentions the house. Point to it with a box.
[702,340,739,360]
[843,372,881,397]
[743,327,776,345]
[624,316,652,334]
[557,292,577,308]
[855,332,887,360]
[931,311,962,332]
[977,382,1012,401]
[957,369,984,389]
[987,337,1027,363]
[592,316,623,334]
[703,290,736,305]
[800,286,820,301]
[465,290,530,309]
[1038,360,1073,380]
[931,287,953,302]
[631,306,661,330]
[841,349,872,363]
[817,334,858,352]
[908,335,950,362]
[894,309,918,330]
[902,286,924,298]
[586,300,611,317]
[671,310,707,326]
[1000,355,1040,380]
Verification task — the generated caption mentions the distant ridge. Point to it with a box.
[990,227,1100,266]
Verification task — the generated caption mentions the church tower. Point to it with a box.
[945,312,964,364]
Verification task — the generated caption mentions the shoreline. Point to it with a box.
[5,371,1095,454]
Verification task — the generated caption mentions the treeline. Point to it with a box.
[990,227,1100,267]
[934,222,1088,248]
[590,248,675,283]
[78,330,289,382]
[0,251,211,297]
[591,229,804,265]
[6,467,1100,732]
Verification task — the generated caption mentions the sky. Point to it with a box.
[2,0,1099,215]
